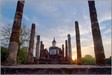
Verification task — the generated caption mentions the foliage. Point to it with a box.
[105,56,112,65]
[1,24,30,64]
[1,47,8,62]
[1,46,28,64]
[17,47,28,64]
[82,55,96,65]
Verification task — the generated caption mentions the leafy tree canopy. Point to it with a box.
[82,55,96,65]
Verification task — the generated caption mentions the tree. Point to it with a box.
[82,55,96,65]
[1,24,30,64]
[1,24,30,53]
[17,47,28,64]
[105,56,111,65]
[1,24,30,47]
[1,46,28,64]
[1,47,8,63]
[1,24,12,47]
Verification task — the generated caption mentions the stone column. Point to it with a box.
[27,23,35,64]
[75,21,82,65]
[67,34,72,61]
[35,35,40,64]
[5,0,25,66]
[40,41,44,59]
[88,1,105,65]
[35,35,40,63]
[40,41,44,51]
[65,40,68,60]
[62,44,64,59]
[39,41,42,59]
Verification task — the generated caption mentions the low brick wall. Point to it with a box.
[1,65,111,74]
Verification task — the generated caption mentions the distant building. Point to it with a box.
[38,38,69,64]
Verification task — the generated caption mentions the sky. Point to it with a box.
[1,0,111,59]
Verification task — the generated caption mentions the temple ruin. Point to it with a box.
[5,0,106,65]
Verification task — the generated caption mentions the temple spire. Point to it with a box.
[52,37,56,46]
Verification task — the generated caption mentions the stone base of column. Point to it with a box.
[4,57,17,66]
[27,56,34,64]
[27,61,34,64]
[34,59,39,64]
[67,58,72,64]
[77,58,82,65]
[4,42,18,66]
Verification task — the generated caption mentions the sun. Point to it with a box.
[72,56,76,61]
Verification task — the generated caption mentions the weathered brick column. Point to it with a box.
[40,41,44,59]
[65,40,68,60]
[88,0,105,65]
[67,34,72,62]
[5,0,25,66]
[27,23,35,64]
[35,35,40,63]
[62,44,64,59]
[75,21,82,65]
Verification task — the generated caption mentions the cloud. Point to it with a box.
[23,14,29,22]
[98,12,111,24]
[1,0,17,4]
[104,29,111,34]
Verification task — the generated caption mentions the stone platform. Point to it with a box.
[1,64,111,74]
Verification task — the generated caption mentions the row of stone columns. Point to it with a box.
[5,0,105,65]
[73,0,106,65]
[3,0,37,65]
[64,34,72,63]
[64,23,82,64]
